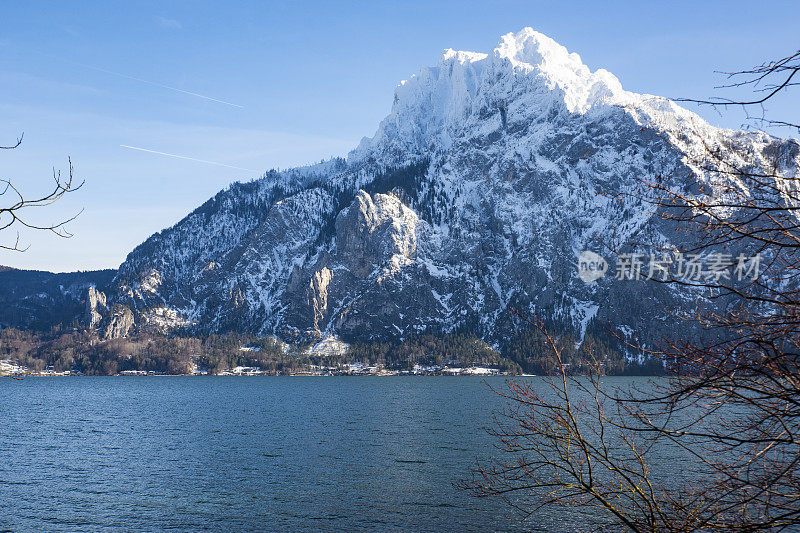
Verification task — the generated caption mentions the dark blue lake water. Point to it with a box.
[0,376,646,532]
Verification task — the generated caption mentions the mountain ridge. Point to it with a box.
[108,28,800,346]
[6,28,799,351]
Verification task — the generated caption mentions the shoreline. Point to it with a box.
[3,371,518,378]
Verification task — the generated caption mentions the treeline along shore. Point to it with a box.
[0,326,663,377]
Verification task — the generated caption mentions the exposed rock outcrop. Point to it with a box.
[102,305,134,339]
[85,286,107,330]
[84,286,134,339]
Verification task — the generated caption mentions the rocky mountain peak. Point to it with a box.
[349,28,646,169]
[492,27,626,111]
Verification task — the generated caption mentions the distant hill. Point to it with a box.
[0,267,116,330]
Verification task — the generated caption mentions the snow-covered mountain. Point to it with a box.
[103,28,799,346]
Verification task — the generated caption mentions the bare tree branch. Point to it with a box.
[0,135,83,251]
[460,50,800,531]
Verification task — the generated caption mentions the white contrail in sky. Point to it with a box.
[120,145,255,172]
[91,65,243,108]
[30,49,243,108]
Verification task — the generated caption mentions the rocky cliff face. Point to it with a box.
[106,28,800,347]
[85,286,106,329]
[85,285,134,339]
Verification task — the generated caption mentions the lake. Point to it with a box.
[0,376,654,532]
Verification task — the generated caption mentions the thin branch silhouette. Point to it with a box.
[1,134,84,251]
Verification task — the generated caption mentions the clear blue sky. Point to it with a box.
[1,1,798,272]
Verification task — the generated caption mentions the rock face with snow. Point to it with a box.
[85,286,106,330]
[109,28,800,346]
[84,285,134,339]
